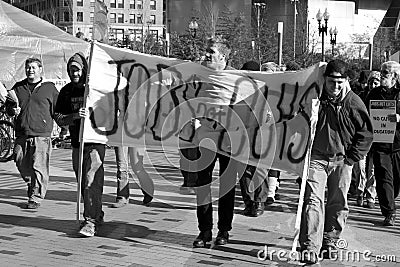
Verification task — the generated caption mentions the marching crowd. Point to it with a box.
[2,35,400,265]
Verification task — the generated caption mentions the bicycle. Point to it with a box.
[0,104,15,162]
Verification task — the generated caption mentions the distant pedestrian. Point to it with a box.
[8,57,59,209]
[111,146,153,208]
[238,61,268,217]
[353,71,380,209]
[55,52,106,237]
[299,59,373,264]
[366,61,400,227]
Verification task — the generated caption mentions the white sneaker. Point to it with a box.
[79,222,96,237]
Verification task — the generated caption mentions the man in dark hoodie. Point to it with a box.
[54,52,106,237]
[366,61,400,227]
[8,57,59,209]
[299,59,373,264]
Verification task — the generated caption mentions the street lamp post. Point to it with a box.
[290,0,299,60]
[254,2,266,67]
[329,27,338,57]
[188,17,199,61]
[316,8,329,62]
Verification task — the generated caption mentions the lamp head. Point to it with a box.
[323,8,330,21]
[316,9,322,21]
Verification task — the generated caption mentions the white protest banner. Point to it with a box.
[84,42,324,176]
[370,100,396,143]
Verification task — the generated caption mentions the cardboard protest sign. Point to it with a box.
[370,100,396,143]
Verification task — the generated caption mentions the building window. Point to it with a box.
[77,12,83,22]
[137,14,143,24]
[90,0,95,7]
[117,0,124,8]
[77,0,83,6]
[134,29,142,40]
[90,12,94,23]
[89,27,93,37]
[136,0,142,9]
[129,0,135,9]
[150,30,158,39]
[149,15,156,24]
[117,13,124,23]
[150,0,156,10]
[115,29,124,41]
[110,13,116,23]
[110,0,116,8]
[129,14,135,24]
[64,11,70,22]
[64,0,69,7]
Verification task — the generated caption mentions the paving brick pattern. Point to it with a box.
[0,148,399,266]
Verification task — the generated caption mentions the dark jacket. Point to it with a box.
[366,85,400,153]
[11,78,58,137]
[54,52,88,148]
[54,82,84,148]
[312,85,373,165]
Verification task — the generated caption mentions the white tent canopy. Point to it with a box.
[0,1,90,89]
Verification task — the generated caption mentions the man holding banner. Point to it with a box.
[299,60,373,264]
[55,52,106,237]
[366,61,400,227]
[183,36,239,248]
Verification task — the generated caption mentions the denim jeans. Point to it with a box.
[114,146,130,202]
[299,156,353,253]
[353,154,376,202]
[114,146,154,202]
[72,144,105,225]
[14,136,51,203]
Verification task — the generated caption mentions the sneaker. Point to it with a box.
[26,201,40,209]
[79,222,96,237]
[356,196,364,207]
[383,214,396,226]
[111,199,127,208]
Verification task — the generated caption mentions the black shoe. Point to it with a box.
[142,193,153,205]
[383,214,396,226]
[26,201,40,209]
[265,197,275,205]
[193,230,212,248]
[300,250,319,264]
[253,202,264,217]
[242,203,254,217]
[320,238,338,259]
[215,230,229,246]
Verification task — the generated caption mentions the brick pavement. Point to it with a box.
[0,148,399,266]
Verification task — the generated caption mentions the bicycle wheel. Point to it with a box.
[0,120,14,162]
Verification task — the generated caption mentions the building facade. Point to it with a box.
[15,0,165,42]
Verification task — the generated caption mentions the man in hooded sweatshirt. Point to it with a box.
[299,59,373,264]
[8,57,59,209]
[54,52,106,237]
